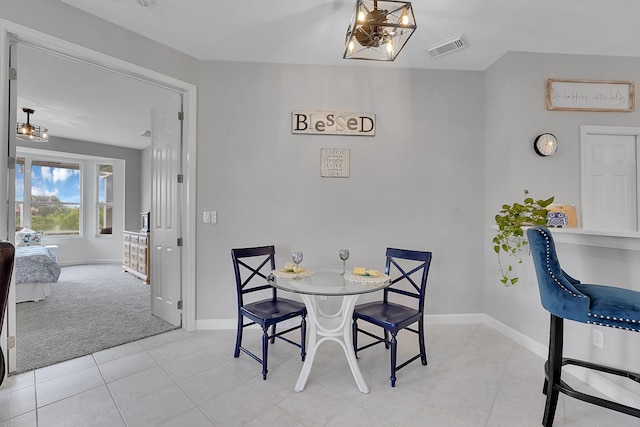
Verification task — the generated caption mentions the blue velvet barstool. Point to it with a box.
[527,226,640,426]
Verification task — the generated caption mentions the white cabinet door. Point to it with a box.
[581,126,639,231]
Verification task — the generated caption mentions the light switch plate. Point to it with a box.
[203,211,211,223]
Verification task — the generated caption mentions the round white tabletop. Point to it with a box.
[269,268,390,296]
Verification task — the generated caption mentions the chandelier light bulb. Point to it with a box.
[357,10,366,22]
[401,10,409,25]
[385,39,394,54]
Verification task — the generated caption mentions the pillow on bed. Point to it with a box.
[15,228,45,246]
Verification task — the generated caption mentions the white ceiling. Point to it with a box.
[61,0,640,70]
[17,0,640,148]
[17,44,175,149]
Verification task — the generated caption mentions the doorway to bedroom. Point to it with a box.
[3,30,196,374]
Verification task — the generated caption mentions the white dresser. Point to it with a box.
[122,231,150,284]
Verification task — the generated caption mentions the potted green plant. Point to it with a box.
[493,192,554,286]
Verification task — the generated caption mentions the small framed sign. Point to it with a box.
[321,148,350,178]
[547,79,635,112]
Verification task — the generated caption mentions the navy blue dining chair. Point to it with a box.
[527,226,640,426]
[231,245,306,380]
[0,242,15,386]
[352,247,433,387]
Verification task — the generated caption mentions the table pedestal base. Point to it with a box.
[294,293,369,393]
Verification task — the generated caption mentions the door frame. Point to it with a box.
[0,20,197,372]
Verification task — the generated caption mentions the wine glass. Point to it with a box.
[292,251,303,272]
[339,249,350,275]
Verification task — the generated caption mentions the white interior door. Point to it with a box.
[150,93,183,326]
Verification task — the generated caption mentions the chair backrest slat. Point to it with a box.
[384,247,432,311]
[231,245,277,307]
[236,257,272,288]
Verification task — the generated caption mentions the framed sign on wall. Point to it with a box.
[321,148,350,178]
[293,111,375,136]
[547,79,635,112]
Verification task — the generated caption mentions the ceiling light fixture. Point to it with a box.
[16,108,48,142]
[343,0,417,61]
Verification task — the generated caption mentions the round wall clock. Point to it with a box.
[534,133,558,157]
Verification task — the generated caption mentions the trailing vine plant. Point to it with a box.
[493,192,554,286]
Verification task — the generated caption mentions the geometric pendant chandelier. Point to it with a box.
[16,107,48,142]
[343,0,417,61]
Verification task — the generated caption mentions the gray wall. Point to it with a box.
[196,61,485,320]
[141,146,151,214]
[483,51,640,394]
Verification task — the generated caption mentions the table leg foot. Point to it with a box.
[337,336,369,393]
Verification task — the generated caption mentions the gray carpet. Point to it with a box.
[15,264,178,373]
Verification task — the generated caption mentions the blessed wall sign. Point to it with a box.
[292,110,375,136]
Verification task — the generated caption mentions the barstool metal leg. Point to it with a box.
[543,314,563,427]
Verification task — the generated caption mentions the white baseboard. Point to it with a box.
[196,313,487,331]
[484,315,640,410]
[198,313,640,407]
[483,315,548,358]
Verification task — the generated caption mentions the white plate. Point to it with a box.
[344,272,390,283]
[271,269,315,279]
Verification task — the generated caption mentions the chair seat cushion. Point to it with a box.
[576,283,640,331]
[242,298,306,326]
[354,301,421,333]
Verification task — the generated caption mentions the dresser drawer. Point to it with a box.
[137,262,147,276]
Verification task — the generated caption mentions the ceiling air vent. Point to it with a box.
[426,35,466,58]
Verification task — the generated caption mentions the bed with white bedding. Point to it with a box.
[15,245,61,303]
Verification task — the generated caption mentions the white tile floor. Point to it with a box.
[1,323,639,426]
